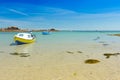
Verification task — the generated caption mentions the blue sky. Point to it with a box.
[1,0,120,30]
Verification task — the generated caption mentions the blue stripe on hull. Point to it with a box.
[15,40,27,45]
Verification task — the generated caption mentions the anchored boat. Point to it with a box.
[42,31,50,35]
[14,33,36,45]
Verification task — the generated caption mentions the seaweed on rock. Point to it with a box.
[103,53,120,59]
[85,59,100,64]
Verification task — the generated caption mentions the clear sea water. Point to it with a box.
[1,31,120,54]
[0,31,120,48]
[1,31,120,80]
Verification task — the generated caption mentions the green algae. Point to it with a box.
[85,59,100,64]
[104,53,120,59]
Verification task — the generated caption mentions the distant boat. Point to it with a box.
[42,31,50,35]
[14,32,36,45]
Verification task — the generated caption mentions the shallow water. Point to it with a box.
[1,31,120,80]
[1,31,120,53]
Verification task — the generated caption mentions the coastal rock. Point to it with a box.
[6,26,20,30]
[0,26,27,32]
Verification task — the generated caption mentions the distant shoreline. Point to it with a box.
[0,26,59,32]
[1,26,120,32]
[1,30,120,32]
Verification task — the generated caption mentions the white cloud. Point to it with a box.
[43,7,77,15]
[29,6,78,16]
[8,8,28,16]
[0,19,30,26]
[64,12,120,20]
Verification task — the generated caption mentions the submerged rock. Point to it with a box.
[85,59,100,64]
[77,51,82,53]
[93,36,100,40]
[66,51,74,54]
[20,53,30,57]
[104,53,120,59]
[102,43,109,46]
[108,34,120,37]
[10,52,30,57]
[10,52,20,55]
[99,41,105,43]
[66,51,83,54]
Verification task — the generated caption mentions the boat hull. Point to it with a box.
[42,32,50,35]
[14,36,35,45]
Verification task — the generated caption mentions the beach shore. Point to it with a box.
[1,44,120,80]
[1,31,120,80]
[0,58,120,80]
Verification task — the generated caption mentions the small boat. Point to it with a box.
[14,32,36,45]
[42,31,50,35]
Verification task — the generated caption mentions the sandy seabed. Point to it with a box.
[1,47,120,80]
[0,62,120,80]
[1,40,120,80]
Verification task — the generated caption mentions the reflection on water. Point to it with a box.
[14,43,34,53]
[10,42,17,46]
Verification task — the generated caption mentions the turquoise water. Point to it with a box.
[1,31,120,80]
[1,31,120,53]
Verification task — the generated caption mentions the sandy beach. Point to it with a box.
[1,31,120,80]
[0,53,120,80]
[1,44,120,80]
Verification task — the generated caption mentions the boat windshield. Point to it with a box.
[28,34,33,38]
[19,34,24,37]
[16,33,35,39]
